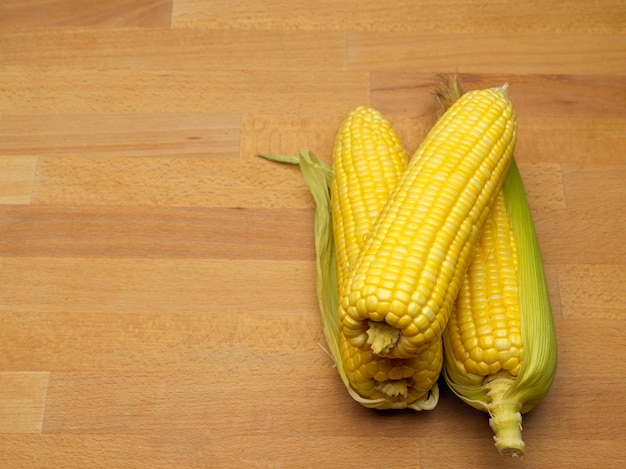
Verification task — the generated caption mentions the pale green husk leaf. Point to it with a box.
[501,159,558,414]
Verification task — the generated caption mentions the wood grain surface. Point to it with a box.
[1,1,625,468]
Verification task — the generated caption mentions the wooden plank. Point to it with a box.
[172,0,626,34]
[0,29,346,71]
[351,33,626,74]
[0,206,314,260]
[0,372,49,434]
[516,117,626,164]
[0,257,318,315]
[528,164,626,265]
[0,69,369,114]
[0,157,38,205]
[558,264,626,319]
[561,164,626,213]
[0,113,240,159]
[0,310,326,372]
[41,369,343,434]
[0,0,172,29]
[0,434,414,468]
[553,318,626,378]
[2,433,624,469]
[31,157,314,208]
[546,376,626,440]
[535,209,626,265]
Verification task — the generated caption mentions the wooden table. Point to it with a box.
[1,1,625,468]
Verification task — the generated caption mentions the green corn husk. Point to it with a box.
[258,150,392,408]
[437,76,558,456]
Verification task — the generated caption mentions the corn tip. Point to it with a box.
[492,83,510,96]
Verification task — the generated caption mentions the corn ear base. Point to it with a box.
[443,159,558,455]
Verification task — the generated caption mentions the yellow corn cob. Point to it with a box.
[256,106,442,410]
[443,159,557,456]
[446,190,524,380]
[340,87,518,359]
[330,106,440,410]
[437,76,557,456]
[331,106,408,290]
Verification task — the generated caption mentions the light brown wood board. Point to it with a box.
[1,1,625,468]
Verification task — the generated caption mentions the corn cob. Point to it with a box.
[438,76,557,456]
[258,104,445,410]
[447,190,524,380]
[257,143,439,410]
[340,87,518,360]
[331,106,440,409]
[331,106,408,290]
